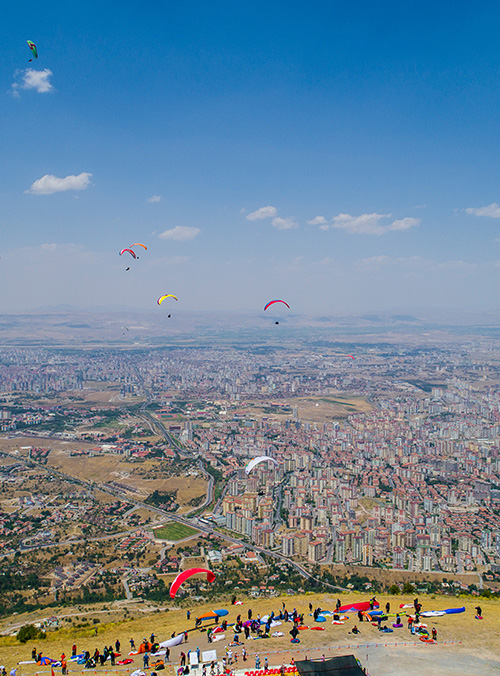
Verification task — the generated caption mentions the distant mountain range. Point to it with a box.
[0,306,498,347]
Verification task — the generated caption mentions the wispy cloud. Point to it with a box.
[272,216,298,230]
[357,255,476,272]
[25,172,92,195]
[325,212,420,235]
[149,255,189,265]
[11,68,54,96]
[307,216,327,225]
[465,203,500,218]
[158,226,200,241]
[246,206,278,221]
[147,195,162,203]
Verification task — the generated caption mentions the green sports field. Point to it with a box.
[153,522,199,540]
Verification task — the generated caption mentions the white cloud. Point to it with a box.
[307,216,327,225]
[330,212,420,235]
[357,255,476,273]
[12,68,54,94]
[465,203,500,218]
[358,255,393,266]
[246,206,278,220]
[25,172,92,195]
[319,224,330,231]
[272,216,299,230]
[147,195,162,203]
[158,226,200,241]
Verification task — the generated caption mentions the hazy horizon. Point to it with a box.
[4,3,500,314]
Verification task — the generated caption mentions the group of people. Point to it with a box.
[30,640,124,672]
[26,595,472,676]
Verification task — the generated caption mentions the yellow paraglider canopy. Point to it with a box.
[157,294,178,305]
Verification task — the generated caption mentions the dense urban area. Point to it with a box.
[0,336,499,617]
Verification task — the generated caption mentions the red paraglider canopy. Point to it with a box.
[119,248,137,258]
[169,568,216,598]
[263,299,290,312]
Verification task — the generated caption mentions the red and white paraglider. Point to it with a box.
[169,568,216,598]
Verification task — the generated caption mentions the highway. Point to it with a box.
[3,447,347,593]
[3,368,347,592]
[131,375,348,592]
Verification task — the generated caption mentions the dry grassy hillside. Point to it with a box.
[0,593,498,676]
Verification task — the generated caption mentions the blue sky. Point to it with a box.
[3,1,500,315]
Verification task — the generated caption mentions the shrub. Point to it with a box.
[17,624,40,643]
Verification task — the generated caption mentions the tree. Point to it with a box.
[17,624,39,643]
[388,584,400,595]
[402,582,415,595]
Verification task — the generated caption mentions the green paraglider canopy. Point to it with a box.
[27,40,38,59]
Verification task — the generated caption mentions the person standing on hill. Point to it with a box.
[115,640,120,654]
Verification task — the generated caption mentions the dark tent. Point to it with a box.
[295,656,365,676]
